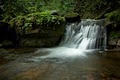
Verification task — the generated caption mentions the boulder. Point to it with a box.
[109,39,117,46]
[64,13,81,22]
[108,37,120,49]
[117,39,120,47]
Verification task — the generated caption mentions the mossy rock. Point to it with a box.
[64,13,81,22]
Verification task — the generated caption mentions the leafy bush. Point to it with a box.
[9,16,26,27]
[1,0,28,22]
[1,0,76,23]
[75,0,108,12]
[27,10,65,26]
[9,10,65,34]
[9,16,30,34]
[39,0,75,15]
[105,10,120,24]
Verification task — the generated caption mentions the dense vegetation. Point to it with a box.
[0,0,75,21]
[1,0,120,21]
[74,0,120,18]
[8,11,65,34]
[0,0,120,40]
[0,0,77,34]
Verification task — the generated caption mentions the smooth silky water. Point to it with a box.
[29,19,106,62]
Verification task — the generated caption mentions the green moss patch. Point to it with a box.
[64,13,80,18]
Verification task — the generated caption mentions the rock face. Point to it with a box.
[19,24,65,47]
[0,22,19,47]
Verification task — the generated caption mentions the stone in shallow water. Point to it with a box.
[117,39,120,46]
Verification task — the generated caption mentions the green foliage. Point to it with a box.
[75,0,108,12]
[28,7,38,13]
[1,0,28,21]
[74,0,120,18]
[1,0,75,22]
[9,16,26,27]
[9,16,30,34]
[33,0,76,15]
[9,11,65,34]
[105,10,120,24]
[27,10,65,26]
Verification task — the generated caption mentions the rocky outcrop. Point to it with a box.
[64,13,81,22]
[19,24,65,47]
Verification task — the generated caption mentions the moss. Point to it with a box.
[64,12,79,18]
[64,12,81,22]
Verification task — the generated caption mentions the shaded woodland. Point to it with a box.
[0,0,120,48]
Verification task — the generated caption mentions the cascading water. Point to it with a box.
[30,19,106,61]
[60,19,106,50]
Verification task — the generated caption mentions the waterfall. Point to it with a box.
[60,19,106,50]
[30,19,106,61]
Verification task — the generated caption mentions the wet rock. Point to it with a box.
[108,36,120,49]
[117,39,120,47]
[0,44,2,47]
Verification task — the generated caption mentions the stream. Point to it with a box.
[0,47,120,80]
